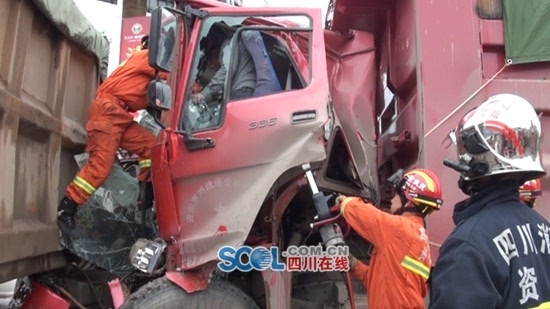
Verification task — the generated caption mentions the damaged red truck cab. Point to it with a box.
[140,2,371,308]
[139,0,550,308]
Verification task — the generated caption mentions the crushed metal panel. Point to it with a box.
[323,29,379,203]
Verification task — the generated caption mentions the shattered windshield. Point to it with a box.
[59,153,158,276]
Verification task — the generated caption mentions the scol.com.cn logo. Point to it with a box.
[217,245,350,272]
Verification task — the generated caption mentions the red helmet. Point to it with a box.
[399,168,443,214]
[519,179,542,205]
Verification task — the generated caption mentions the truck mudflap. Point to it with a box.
[165,263,218,293]
[108,279,126,309]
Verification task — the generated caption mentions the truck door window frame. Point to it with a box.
[158,15,186,128]
[180,14,313,134]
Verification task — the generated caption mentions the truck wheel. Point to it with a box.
[120,277,259,309]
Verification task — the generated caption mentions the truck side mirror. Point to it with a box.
[149,7,177,73]
[147,80,173,111]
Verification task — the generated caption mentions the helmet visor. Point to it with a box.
[455,117,543,178]
[474,120,535,159]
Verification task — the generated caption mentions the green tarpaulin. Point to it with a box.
[503,0,550,64]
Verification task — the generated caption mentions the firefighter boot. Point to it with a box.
[57,196,78,234]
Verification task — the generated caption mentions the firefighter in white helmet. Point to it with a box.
[429,94,550,308]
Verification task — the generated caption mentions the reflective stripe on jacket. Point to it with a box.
[341,197,431,309]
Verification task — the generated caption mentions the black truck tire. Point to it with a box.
[120,277,260,309]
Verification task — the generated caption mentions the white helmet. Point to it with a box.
[446,93,546,183]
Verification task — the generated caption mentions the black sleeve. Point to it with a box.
[429,238,501,309]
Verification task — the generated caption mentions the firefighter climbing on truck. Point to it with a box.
[337,168,444,309]
[57,35,168,235]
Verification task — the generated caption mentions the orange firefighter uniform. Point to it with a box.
[66,49,168,205]
[341,197,431,309]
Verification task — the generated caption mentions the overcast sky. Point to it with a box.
[72,0,329,74]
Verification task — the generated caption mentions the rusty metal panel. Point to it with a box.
[0,0,98,282]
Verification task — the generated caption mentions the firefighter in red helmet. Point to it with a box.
[519,179,542,208]
[337,168,443,309]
